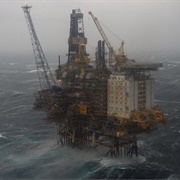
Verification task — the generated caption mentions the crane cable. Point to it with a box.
[98,19,123,42]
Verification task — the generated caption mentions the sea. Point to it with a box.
[0,52,180,179]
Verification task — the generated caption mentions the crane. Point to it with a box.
[88,11,127,63]
[22,4,57,90]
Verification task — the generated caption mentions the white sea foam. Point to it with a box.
[99,155,146,167]
[9,63,15,66]
[155,100,180,104]
[0,133,8,140]
[137,140,144,148]
[82,155,146,178]
[167,63,178,67]
[5,138,58,165]
[20,79,38,84]
[11,90,24,95]
[25,64,36,68]
[26,69,37,73]
[159,67,165,70]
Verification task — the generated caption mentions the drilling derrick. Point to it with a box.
[68,9,88,65]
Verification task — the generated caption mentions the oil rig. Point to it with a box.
[22,5,167,157]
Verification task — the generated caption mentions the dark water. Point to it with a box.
[0,53,180,179]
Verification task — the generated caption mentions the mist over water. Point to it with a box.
[0,1,180,178]
[0,52,180,179]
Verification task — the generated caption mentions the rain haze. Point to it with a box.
[1,1,180,179]
[0,0,180,62]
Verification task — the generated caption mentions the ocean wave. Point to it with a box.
[167,61,180,64]
[1,105,32,117]
[0,70,19,74]
[159,67,165,70]
[99,155,146,167]
[25,64,36,68]
[1,139,58,168]
[155,100,180,104]
[9,63,16,66]
[11,90,25,95]
[0,133,8,140]
[85,162,171,179]
[1,90,26,99]
[167,64,179,67]
[168,174,180,180]
[26,70,37,73]
[20,79,38,84]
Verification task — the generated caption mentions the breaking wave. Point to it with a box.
[26,69,37,73]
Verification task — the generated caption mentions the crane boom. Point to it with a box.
[22,4,56,90]
[88,11,117,60]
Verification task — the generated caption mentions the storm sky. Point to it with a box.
[0,0,180,61]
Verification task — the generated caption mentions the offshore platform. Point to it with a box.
[22,5,167,157]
